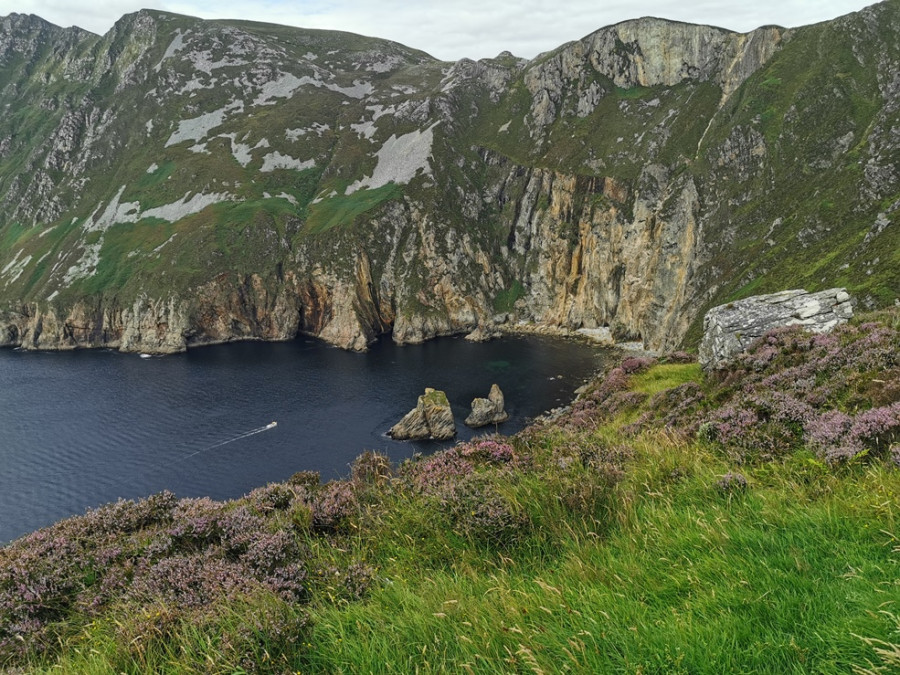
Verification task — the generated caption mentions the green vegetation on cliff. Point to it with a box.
[2,310,898,673]
[1,4,898,354]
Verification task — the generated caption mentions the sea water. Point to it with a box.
[0,334,607,543]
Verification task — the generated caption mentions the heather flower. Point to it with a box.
[805,410,853,450]
[263,562,308,602]
[716,472,748,493]
[167,497,226,551]
[579,367,630,404]
[77,491,177,536]
[240,531,300,576]
[708,404,758,445]
[128,554,256,608]
[0,485,319,667]
[691,318,900,461]
[288,470,321,489]
[566,399,600,430]
[83,566,130,610]
[568,360,687,431]
[311,481,359,531]
[437,476,529,548]
[219,506,267,555]
[599,391,648,418]
[621,356,656,374]
[458,438,516,463]
[646,382,705,430]
[748,344,779,369]
[822,443,867,464]
[805,403,900,463]
[746,391,815,425]
[247,482,296,513]
[405,449,474,494]
[849,402,900,450]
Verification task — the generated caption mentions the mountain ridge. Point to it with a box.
[0,2,896,353]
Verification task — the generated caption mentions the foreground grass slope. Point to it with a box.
[1,310,899,673]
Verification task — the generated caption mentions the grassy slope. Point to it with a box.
[302,351,900,673]
[305,447,897,673]
[2,310,897,673]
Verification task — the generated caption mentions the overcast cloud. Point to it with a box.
[2,0,878,61]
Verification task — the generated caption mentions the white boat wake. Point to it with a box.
[180,421,277,461]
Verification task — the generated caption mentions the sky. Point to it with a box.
[1,0,879,61]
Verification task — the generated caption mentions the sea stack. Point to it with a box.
[465,383,510,428]
[389,388,456,440]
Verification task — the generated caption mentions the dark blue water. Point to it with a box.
[0,335,606,543]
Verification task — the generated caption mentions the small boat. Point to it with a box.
[139,353,152,359]
[267,421,278,429]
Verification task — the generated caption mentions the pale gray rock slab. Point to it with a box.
[699,288,853,370]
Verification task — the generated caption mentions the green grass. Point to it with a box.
[615,85,655,99]
[297,438,898,673]
[133,160,176,191]
[629,362,702,395]
[493,280,525,313]
[75,220,175,296]
[0,222,30,250]
[305,183,403,234]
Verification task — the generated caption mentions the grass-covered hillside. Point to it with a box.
[2,309,898,673]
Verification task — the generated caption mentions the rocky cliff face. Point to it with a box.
[521,19,785,134]
[0,4,897,354]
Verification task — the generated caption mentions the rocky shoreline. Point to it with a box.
[0,296,652,357]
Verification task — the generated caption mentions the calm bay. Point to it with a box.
[0,334,606,543]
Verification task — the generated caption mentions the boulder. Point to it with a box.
[699,288,853,370]
[464,325,501,342]
[388,388,456,440]
[465,383,510,428]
